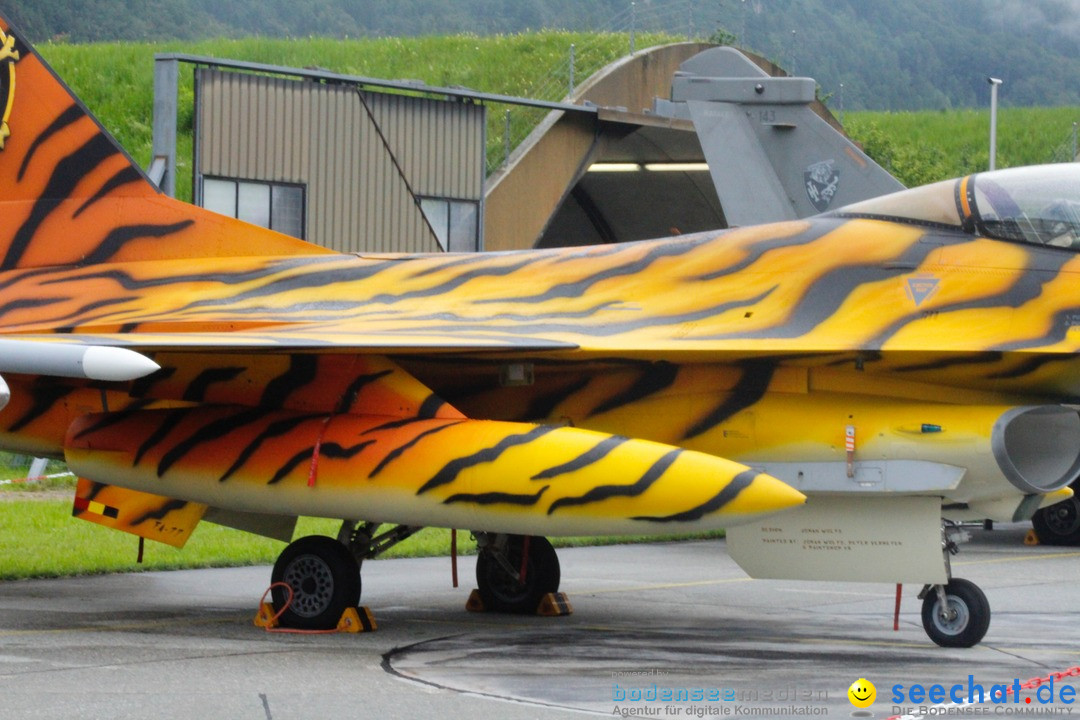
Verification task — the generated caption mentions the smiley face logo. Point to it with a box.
[848,678,876,709]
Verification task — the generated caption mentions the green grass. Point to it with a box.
[32,36,1080,198]
[845,106,1080,186]
[35,31,677,200]
[0,493,722,580]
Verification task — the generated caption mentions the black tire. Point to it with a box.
[271,535,361,630]
[1032,494,1080,546]
[921,578,990,648]
[476,535,560,614]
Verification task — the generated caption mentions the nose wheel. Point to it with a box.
[919,578,990,647]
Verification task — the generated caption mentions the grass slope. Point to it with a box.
[0,495,721,581]
[846,106,1080,187]
[37,35,1080,199]
[36,32,675,199]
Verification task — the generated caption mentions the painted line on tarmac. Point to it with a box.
[577,577,752,595]
[955,550,1080,566]
[0,615,237,636]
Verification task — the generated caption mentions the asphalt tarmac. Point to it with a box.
[1,525,1078,719]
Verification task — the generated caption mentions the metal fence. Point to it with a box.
[1049,122,1079,164]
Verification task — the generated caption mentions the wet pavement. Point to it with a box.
[1,525,1078,719]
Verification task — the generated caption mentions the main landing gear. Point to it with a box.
[270,522,421,629]
[917,523,991,647]
[1032,481,1080,545]
[475,533,561,613]
[270,526,563,628]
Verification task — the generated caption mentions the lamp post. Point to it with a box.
[988,77,1002,171]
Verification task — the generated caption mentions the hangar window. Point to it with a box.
[419,197,479,252]
[202,177,306,239]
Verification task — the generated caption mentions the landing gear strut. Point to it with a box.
[270,522,422,629]
[475,533,561,613]
[917,523,990,647]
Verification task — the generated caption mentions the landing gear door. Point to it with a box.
[727,495,948,584]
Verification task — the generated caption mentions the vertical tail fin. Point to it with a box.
[0,16,327,270]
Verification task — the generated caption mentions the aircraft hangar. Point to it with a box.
[150,42,901,253]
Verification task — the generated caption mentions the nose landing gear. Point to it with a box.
[917,523,990,647]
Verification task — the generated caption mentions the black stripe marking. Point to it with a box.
[521,376,591,421]
[389,289,776,339]
[17,104,83,181]
[129,366,177,398]
[407,252,515,279]
[864,248,1075,349]
[893,352,1004,373]
[71,401,156,441]
[73,166,144,218]
[156,408,267,477]
[5,133,119,270]
[130,499,191,526]
[260,355,318,408]
[7,296,135,331]
[992,306,1080,352]
[474,240,700,305]
[531,435,629,480]
[633,469,758,522]
[76,479,107,503]
[6,384,76,432]
[335,369,394,414]
[546,448,681,515]
[135,408,194,467]
[695,239,938,341]
[683,363,775,441]
[81,220,195,266]
[692,223,837,281]
[174,259,404,312]
[443,486,549,506]
[219,413,323,482]
[369,258,536,304]
[268,440,376,485]
[417,425,560,494]
[367,420,467,479]
[0,266,66,292]
[0,296,69,321]
[39,257,322,291]
[183,367,247,402]
[987,353,1074,380]
[417,393,447,419]
[589,363,678,417]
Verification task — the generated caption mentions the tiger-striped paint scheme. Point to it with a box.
[65,404,803,538]
[73,477,208,548]
[0,13,1077,607]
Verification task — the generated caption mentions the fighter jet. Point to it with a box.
[0,16,1076,648]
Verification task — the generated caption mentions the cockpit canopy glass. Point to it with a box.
[833,164,1080,250]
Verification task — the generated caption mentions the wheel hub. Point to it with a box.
[283,554,335,617]
[1045,499,1080,535]
[933,596,970,635]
